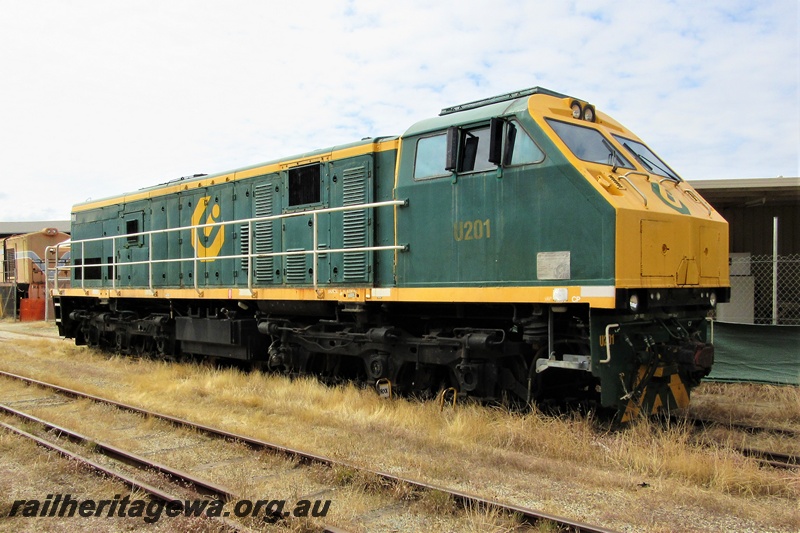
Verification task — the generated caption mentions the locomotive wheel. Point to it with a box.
[366,352,390,381]
[114,331,125,353]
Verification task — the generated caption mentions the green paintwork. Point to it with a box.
[70,139,395,289]
[70,93,616,293]
[395,99,615,289]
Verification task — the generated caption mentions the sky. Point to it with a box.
[0,0,797,221]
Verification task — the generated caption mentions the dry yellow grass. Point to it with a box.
[690,381,800,428]
[602,418,797,498]
[1,323,799,531]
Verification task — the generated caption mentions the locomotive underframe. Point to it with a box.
[56,295,714,418]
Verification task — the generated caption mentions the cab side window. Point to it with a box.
[507,121,545,165]
[452,120,543,172]
[413,133,448,180]
[413,119,544,180]
[459,126,495,173]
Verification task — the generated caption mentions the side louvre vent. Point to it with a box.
[253,183,274,284]
[285,249,307,283]
[342,165,368,281]
[239,224,249,271]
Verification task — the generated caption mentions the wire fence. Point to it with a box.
[1,257,14,284]
[716,254,800,325]
[0,284,16,319]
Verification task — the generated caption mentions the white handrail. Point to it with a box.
[616,173,648,207]
[600,323,619,363]
[247,220,253,290]
[50,199,408,293]
[312,211,319,290]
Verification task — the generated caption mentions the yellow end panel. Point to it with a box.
[641,219,680,278]
[676,258,700,286]
[641,221,700,285]
[699,225,724,278]
[617,208,729,289]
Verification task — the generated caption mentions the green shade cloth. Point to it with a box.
[708,322,799,386]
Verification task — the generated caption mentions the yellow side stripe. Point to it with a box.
[53,284,618,308]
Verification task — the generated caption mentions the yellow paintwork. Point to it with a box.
[669,372,690,408]
[191,196,226,261]
[72,139,399,214]
[526,94,730,292]
[618,364,692,422]
[618,209,728,288]
[54,284,617,308]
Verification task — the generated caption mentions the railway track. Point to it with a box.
[673,415,800,469]
[681,415,799,439]
[0,369,619,533]
[734,447,799,470]
[0,411,251,531]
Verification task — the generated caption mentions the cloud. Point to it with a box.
[0,0,796,220]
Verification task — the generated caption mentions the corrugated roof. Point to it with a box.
[690,177,799,207]
[690,177,799,190]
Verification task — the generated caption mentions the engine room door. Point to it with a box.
[281,163,330,286]
[328,156,374,284]
[250,175,282,286]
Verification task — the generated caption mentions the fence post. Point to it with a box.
[773,217,778,325]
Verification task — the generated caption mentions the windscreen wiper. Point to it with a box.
[623,142,680,182]
[622,142,653,172]
[601,139,625,170]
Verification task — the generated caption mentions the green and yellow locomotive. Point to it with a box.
[54,87,729,421]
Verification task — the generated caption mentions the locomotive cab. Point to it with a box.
[393,88,729,420]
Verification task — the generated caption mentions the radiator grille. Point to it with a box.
[342,166,368,281]
[253,183,274,283]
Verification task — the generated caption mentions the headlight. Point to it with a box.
[570,100,582,119]
[629,294,640,312]
[709,292,717,307]
[583,105,596,122]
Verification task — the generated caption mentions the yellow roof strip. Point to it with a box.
[73,139,399,213]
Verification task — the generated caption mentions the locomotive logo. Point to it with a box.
[191,196,225,262]
[650,182,690,215]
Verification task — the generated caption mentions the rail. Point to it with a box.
[50,199,407,294]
